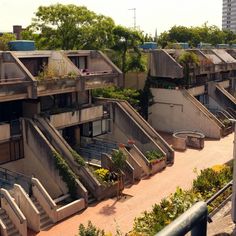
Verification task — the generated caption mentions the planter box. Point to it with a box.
[96,181,121,201]
[150,157,167,175]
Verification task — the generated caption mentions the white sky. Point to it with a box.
[0,0,222,36]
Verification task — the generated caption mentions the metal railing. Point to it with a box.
[155,202,208,236]
[0,166,32,194]
[156,181,233,236]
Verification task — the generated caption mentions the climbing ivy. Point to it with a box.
[70,150,85,166]
[52,150,78,199]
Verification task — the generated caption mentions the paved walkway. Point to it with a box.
[34,134,234,236]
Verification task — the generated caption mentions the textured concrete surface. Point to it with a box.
[31,133,234,236]
[208,200,236,235]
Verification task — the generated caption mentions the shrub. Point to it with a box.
[94,168,110,182]
[111,150,127,170]
[78,221,105,236]
[145,150,164,162]
[132,164,233,235]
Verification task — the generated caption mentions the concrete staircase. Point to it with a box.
[77,139,118,165]
[0,208,20,236]
[117,100,174,164]
[30,196,53,230]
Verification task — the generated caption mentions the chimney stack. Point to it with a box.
[13,25,22,40]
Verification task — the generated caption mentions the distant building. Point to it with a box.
[222,0,236,32]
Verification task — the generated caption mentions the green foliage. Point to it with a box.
[158,23,236,48]
[70,150,85,166]
[145,150,164,162]
[177,51,200,66]
[78,221,105,236]
[24,4,115,50]
[52,150,78,198]
[93,86,140,107]
[94,168,110,183]
[138,74,153,120]
[112,25,143,73]
[177,51,200,86]
[133,188,202,235]
[132,164,233,235]
[0,33,16,50]
[193,165,232,199]
[111,150,126,170]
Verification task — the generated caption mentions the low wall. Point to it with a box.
[32,178,57,223]
[14,184,40,232]
[173,131,205,150]
[1,189,27,236]
[129,145,150,176]
[56,199,85,222]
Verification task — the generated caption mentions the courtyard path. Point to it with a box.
[34,133,234,236]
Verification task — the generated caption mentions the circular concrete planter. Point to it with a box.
[173,131,205,150]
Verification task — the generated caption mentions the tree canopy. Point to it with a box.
[0,33,16,50]
[158,23,236,48]
[23,4,115,50]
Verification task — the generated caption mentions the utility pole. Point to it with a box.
[128,8,136,29]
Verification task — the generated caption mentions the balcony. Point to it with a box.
[50,105,104,129]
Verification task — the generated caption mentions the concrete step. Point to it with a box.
[7,226,18,236]
[40,217,53,230]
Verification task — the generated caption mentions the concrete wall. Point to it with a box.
[56,199,85,221]
[88,51,112,72]
[218,80,230,88]
[149,88,221,139]
[1,189,27,236]
[48,51,80,77]
[22,119,68,198]
[13,184,40,232]
[0,123,10,142]
[208,81,236,110]
[149,50,183,78]
[188,85,205,96]
[124,72,147,90]
[4,62,26,80]
[50,105,103,129]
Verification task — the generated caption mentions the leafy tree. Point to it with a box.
[112,26,143,74]
[177,51,200,86]
[23,4,115,50]
[0,33,16,50]
[158,23,236,48]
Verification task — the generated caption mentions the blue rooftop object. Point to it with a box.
[140,42,157,50]
[8,40,36,51]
